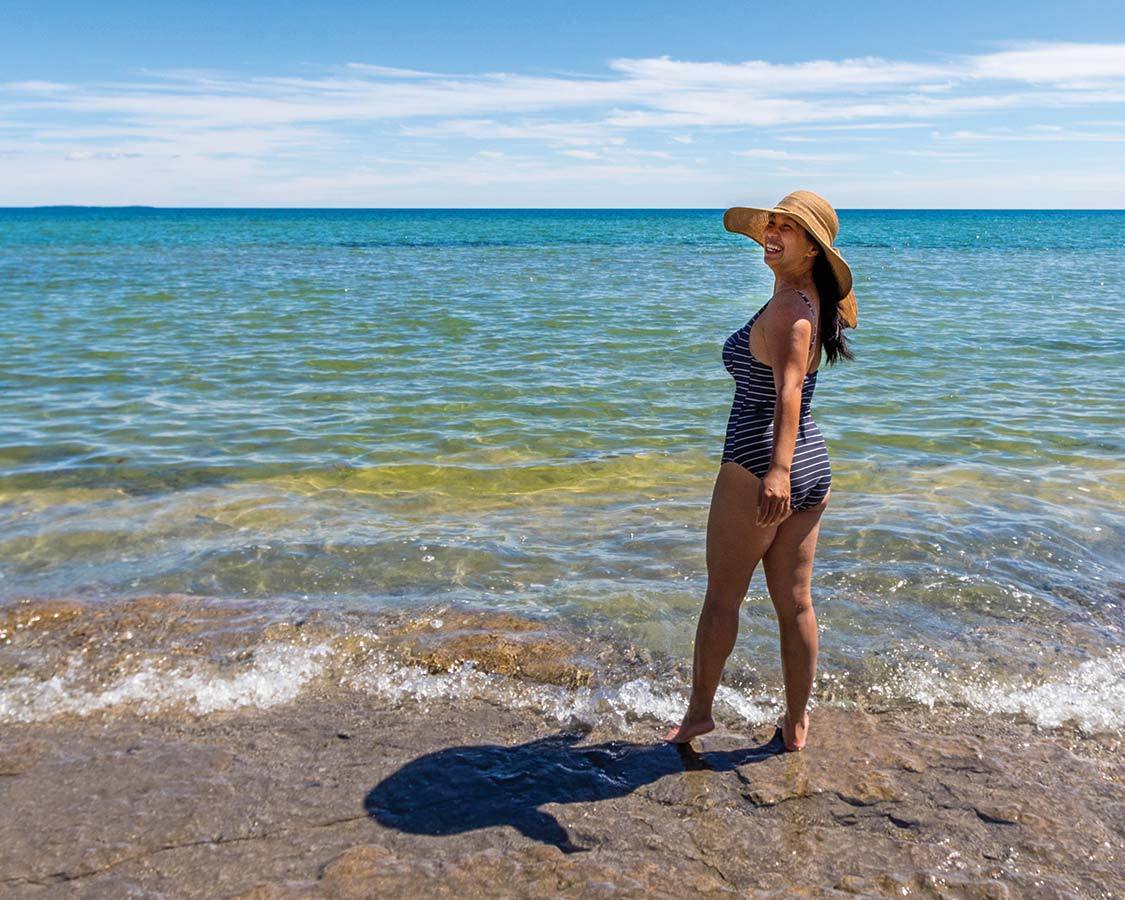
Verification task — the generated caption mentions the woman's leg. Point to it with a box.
[665,462,778,742]
[761,490,829,750]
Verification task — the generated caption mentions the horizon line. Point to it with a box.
[4,205,1125,212]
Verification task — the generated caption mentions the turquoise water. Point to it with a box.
[2,208,1123,721]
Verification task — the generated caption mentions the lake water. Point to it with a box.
[1,207,1122,732]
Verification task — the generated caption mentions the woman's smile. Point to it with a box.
[763,215,800,263]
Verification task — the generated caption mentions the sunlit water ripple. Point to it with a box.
[1,208,1122,728]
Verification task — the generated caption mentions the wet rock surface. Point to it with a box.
[1,694,1121,898]
[381,608,595,689]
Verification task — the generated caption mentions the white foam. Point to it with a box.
[890,649,1125,734]
[0,632,782,730]
[347,653,779,732]
[713,683,782,724]
[34,628,1120,737]
[0,642,333,723]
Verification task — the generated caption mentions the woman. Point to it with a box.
[666,190,857,752]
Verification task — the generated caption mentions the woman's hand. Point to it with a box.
[756,464,791,526]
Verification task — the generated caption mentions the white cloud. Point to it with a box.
[344,63,441,79]
[64,150,143,161]
[732,148,850,161]
[9,40,1125,137]
[933,125,1125,143]
[779,121,935,132]
[400,118,621,146]
[606,55,953,92]
[2,80,71,93]
[4,40,1125,204]
[968,42,1125,85]
[733,148,792,159]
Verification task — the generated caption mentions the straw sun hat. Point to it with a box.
[723,190,858,328]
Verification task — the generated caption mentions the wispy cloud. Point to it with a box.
[967,42,1125,85]
[4,80,71,93]
[732,148,851,162]
[64,150,143,161]
[8,41,1125,134]
[344,63,442,79]
[934,125,1125,142]
[399,118,623,146]
[3,40,1125,205]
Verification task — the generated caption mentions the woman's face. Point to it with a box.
[762,213,818,274]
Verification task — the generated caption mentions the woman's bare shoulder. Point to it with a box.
[766,289,818,330]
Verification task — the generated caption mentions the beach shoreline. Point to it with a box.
[2,686,1121,898]
[1,596,1121,898]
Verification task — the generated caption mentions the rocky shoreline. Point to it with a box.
[2,685,1121,898]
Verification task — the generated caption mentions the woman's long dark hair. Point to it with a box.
[812,252,855,365]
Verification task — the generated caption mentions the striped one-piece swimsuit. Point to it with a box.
[720,291,832,511]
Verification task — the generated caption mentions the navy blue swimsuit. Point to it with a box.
[721,291,832,511]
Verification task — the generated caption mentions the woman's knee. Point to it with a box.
[703,581,748,613]
[771,592,814,624]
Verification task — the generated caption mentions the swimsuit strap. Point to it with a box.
[794,290,819,364]
[748,291,820,369]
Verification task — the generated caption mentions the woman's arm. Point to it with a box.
[758,291,815,526]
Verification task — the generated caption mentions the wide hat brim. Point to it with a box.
[724,205,858,329]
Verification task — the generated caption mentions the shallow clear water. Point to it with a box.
[1,208,1123,727]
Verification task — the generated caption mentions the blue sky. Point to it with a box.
[3,1,1125,207]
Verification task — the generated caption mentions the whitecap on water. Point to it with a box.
[0,642,334,723]
[887,649,1125,734]
[346,652,779,732]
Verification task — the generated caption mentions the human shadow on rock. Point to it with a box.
[365,730,781,852]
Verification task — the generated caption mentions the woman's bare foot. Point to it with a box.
[665,709,715,743]
[776,710,809,752]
